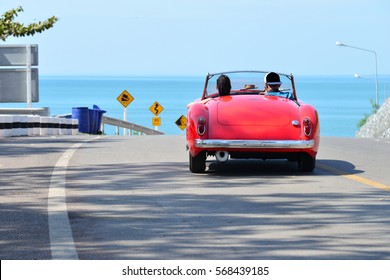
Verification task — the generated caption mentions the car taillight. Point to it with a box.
[197,117,206,135]
[303,117,312,136]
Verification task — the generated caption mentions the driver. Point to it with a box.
[263,72,282,95]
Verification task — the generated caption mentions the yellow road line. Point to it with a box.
[317,163,390,192]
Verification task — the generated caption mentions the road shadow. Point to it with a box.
[0,135,105,157]
[63,161,390,260]
[316,159,364,175]
[205,158,364,176]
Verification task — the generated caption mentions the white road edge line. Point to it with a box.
[48,140,91,260]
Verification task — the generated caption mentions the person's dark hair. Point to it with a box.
[217,75,231,96]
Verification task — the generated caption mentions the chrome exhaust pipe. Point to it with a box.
[215,151,229,162]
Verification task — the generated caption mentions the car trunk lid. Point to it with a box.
[217,95,295,127]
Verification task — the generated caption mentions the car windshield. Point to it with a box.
[203,71,296,100]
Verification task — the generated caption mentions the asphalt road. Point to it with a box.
[1,135,390,260]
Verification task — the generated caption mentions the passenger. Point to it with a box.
[217,74,231,96]
[244,84,255,89]
[263,72,282,95]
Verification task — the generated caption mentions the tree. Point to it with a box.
[0,6,58,41]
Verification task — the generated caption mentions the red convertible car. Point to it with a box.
[186,71,320,173]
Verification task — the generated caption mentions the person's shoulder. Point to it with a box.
[265,91,282,96]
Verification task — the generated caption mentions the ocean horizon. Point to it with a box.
[3,74,390,137]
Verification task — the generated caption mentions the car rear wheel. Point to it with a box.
[189,151,206,173]
[298,153,316,172]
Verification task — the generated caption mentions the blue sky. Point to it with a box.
[2,0,390,76]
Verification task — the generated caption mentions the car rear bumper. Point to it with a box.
[195,139,315,149]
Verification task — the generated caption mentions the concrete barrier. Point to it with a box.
[40,116,49,136]
[0,115,13,138]
[32,116,40,135]
[0,115,79,138]
[71,119,79,135]
[20,116,28,136]
[59,118,66,135]
[12,115,21,136]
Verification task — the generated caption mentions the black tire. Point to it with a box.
[189,151,206,173]
[298,153,316,172]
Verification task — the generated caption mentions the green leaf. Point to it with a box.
[0,6,58,41]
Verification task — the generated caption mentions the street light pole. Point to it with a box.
[336,41,379,107]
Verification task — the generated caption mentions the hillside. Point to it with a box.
[356,98,390,138]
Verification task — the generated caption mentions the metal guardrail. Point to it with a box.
[101,116,164,135]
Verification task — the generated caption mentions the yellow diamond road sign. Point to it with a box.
[175,115,187,130]
[117,90,134,108]
[149,101,164,116]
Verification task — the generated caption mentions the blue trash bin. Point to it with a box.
[72,107,89,133]
[93,105,106,134]
[88,109,99,134]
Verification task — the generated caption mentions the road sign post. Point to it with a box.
[124,107,127,135]
[149,101,164,130]
[26,45,32,108]
[116,90,134,135]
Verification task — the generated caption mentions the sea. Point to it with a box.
[5,75,390,137]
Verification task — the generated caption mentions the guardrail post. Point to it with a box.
[26,45,32,108]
